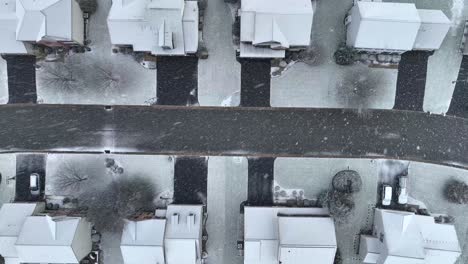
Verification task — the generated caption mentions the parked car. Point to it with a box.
[29,173,40,196]
[398,176,409,204]
[382,184,392,206]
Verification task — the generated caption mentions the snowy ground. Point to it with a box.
[407,161,468,264]
[275,157,468,264]
[0,57,7,104]
[198,0,241,106]
[390,0,467,114]
[36,0,156,105]
[0,154,16,207]
[206,156,247,264]
[270,0,398,109]
[45,154,174,199]
[275,157,379,264]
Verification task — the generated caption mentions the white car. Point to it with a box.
[30,173,40,196]
[382,185,392,206]
[398,176,409,204]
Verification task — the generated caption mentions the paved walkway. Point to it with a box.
[448,55,468,118]
[394,51,432,111]
[2,55,37,104]
[157,56,199,105]
[0,105,467,169]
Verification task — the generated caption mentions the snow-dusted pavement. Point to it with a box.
[270,0,398,109]
[0,154,16,207]
[206,156,247,264]
[198,0,241,106]
[36,0,156,105]
[0,57,7,104]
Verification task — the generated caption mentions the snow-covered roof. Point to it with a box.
[15,216,91,264]
[239,0,313,58]
[413,9,450,50]
[0,0,82,54]
[356,2,420,22]
[165,204,203,264]
[107,0,199,56]
[244,206,336,264]
[0,203,40,258]
[346,2,421,51]
[120,219,166,264]
[360,209,461,264]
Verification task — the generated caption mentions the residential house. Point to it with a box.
[346,1,450,52]
[243,206,337,264]
[0,203,44,264]
[107,0,199,56]
[0,0,84,54]
[120,204,204,264]
[238,0,314,58]
[360,208,461,264]
[0,202,92,264]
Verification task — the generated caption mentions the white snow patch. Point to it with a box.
[206,156,247,264]
[198,0,241,107]
[0,57,8,104]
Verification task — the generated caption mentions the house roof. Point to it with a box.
[120,219,166,264]
[239,0,313,58]
[356,2,420,23]
[107,0,199,55]
[244,207,335,264]
[278,216,337,247]
[369,209,462,264]
[244,206,329,240]
[417,9,450,24]
[0,203,38,258]
[241,0,312,14]
[15,216,84,263]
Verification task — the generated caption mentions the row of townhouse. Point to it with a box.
[0,0,453,59]
[0,202,462,264]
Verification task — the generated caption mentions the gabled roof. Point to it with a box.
[120,219,166,264]
[15,0,73,41]
[16,216,80,246]
[380,210,425,259]
[278,216,336,247]
[0,203,39,258]
[356,2,420,23]
[241,0,312,14]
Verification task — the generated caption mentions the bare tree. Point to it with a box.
[80,176,156,232]
[40,63,78,91]
[444,179,468,204]
[94,64,121,92]
[332,170,362,193]
[53,162,91,194]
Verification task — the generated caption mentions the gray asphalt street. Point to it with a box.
[0,105,467,169]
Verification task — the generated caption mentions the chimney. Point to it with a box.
[171,213,179,225]
[187,213,195,231]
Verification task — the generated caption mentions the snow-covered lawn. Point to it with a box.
[206,156,247,264]
[0,57,8,104]
[198,0,241,106]
[408,161,468,264]
[0,154,16,207]
[45,154,174,201]
[270,0,398,109]
[36,0,156,105]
